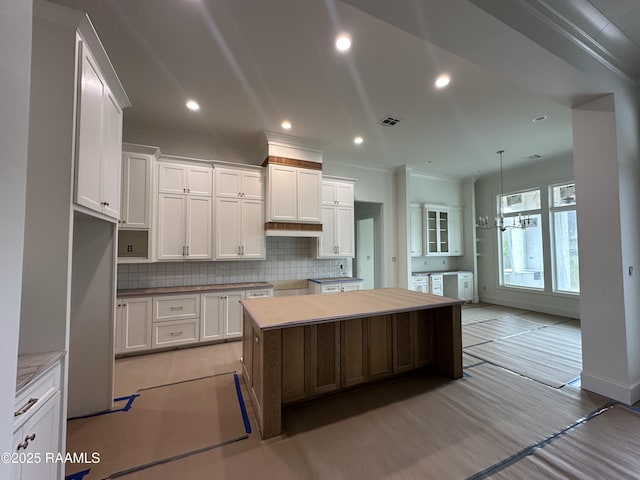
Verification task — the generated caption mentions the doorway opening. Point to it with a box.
[354,201,383,289]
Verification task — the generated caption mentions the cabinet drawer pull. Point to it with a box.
[14,397,38,417]
[17,433,36,451]
[170,306,184,311]
[169,331,183,336]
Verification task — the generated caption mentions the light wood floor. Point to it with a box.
[78,305,639,479]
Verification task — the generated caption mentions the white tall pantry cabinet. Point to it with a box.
[20,2,129,479]
[317,177,355,258]
[157,160,213,260]
[214,165,265,259]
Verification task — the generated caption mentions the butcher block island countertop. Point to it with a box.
[241,288,463,439]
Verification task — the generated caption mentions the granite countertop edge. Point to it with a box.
[308,277,364,284]
[16,351,65,394]
[117,281,274,297]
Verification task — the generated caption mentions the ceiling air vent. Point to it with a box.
[527,154,542,160]
[378,115,401,127]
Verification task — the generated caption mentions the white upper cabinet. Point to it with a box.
[318,178,355,258]
[159,162,213,196]
[322,181,354,207]
[215,167,263,200]
[75,37,124,220]
[422,204,463,256]
[448,206,464,256]
[120,151,153,229]
[424,205,449,256]
[266,163,322,223]
[156,160,213,261]
[214,165,265,260]
[409,203,423,257]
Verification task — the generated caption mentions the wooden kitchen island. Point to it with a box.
[241,288,463,439]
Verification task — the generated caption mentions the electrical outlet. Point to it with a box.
[127,244,133,253]
[392,257,397,262]
[423,260,427,266]
[442,260,445,265]
[482,285,486,291]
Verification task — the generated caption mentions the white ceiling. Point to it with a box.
[48,0,638,178]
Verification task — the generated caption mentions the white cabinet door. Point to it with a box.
[318,206,337,257]
[215,168,242,198]
[341,281,362,292]
[336,206,354,256]
[159,163,188,194]
[424,206,450,256]
[449,206,464,256]
[241,171,263,200]
[241,199,265,258]
[121,152,152,228]
[269,165,298,221]
[100,87,123,219]
[201,293,224,342]
[186,196,212,259]
[297,169,322,222]
[225,291,244,338]
[118,297,152,353]
[13,392,60,480]
[215,197,242,259]
[187,166,213,196]
[76,46,105,213]
[409,204,423,257]
[157,194,187,260]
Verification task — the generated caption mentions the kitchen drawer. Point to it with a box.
[153,319,200,348]
[153,294,200,322]
[321,284,341,294]
[14,362,60,430]
[246,289,273,299]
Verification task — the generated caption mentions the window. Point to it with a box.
[550,183,579,293]
[499,189,544,289]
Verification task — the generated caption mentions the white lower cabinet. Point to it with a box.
[201,291,244,341]
[115,297,152,354]
[116,287,273,354]
[308,279,364,295]
[13,361,62,480]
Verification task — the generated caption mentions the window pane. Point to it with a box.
[501,189,541,214]
[552,184,576,207]
[501,214,544,289]
[553,210,580,293]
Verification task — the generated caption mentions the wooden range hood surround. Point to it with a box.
[263,131,327,237]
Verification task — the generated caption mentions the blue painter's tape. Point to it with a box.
[234,373,252,434]
[65,468,91,480]
[68,394,140,420]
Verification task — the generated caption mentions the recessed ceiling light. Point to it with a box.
[532,115,548,123]
[434,74,450,89]
[354,136,363,145]
[281,120,292,130]
[335,34,352,52]
[186,100,200,111]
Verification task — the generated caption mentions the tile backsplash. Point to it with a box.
[117,237,352,290]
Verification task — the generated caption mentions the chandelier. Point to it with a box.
[476,150,532,232]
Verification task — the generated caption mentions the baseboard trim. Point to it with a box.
[581,371,640,405]
[479,294,578,318]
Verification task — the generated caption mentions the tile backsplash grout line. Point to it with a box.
[117,237,353,290]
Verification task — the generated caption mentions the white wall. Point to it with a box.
[574,93,640,404]
[408,171,465,274]
[323,162,398,287]
[124,128,260,165]
[0,0,32,470]
[20,13,77,355]
[474,154,579,317]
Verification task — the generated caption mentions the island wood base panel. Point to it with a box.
[242,302,462,439]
